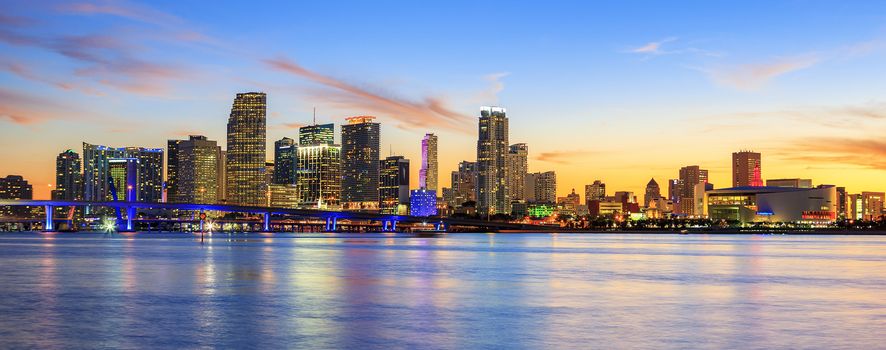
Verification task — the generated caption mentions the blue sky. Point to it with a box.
[2,0,886,199]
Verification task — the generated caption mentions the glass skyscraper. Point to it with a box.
[225,92,267,207]
[82,143,163,202]
[297,123,341,209]
[476,106,510,215]
[379,155,410,214]
[168,135,220,204]
[273,137,297,185]
[53,149,82,201]
[298,123,334,146]
[108,158,139,201]
[419,133,438,192]
[341,116,380,208]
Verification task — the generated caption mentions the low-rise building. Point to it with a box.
[706,185,838,224]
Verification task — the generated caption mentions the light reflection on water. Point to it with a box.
[0,232,885,349]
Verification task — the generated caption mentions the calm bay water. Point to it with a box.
[0,232,884,349]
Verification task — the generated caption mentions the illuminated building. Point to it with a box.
[379,156,410,215]
[766,178,813,188]
[298,123,334,146]
[265,162,275,190]
[706,185,837,223]
[527,203,555,218]
[342,116,380,209]
[273,137,297,185]
[836,187,848,219]
[506,143,528,201]
[0,175,33,217]
[225,92,267,207]
[83,143,163,202]
[588,200,622,218]
[476,106,510,215]
[297,144,341,209]
[557,188,581,215]
[217,150,226,203]
[526,171,556,204]
[450,161,477,207]
[53,150,82,201]
[677,165,708,215]
[167,135,220,204]
[861,192,885,220]
[419,133,438,192]
[410,188,437,217]
[732,151,762,187]
[585,180,605,202]
[643,178,660,208]
[667,179,680,203]
[108,158,139,201]
[269,184,298,209]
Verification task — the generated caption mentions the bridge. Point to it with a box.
[0,200,550,232]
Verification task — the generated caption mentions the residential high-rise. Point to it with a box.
[506,143,528,201]
[419,133,438,192]
[451,161,477,207]
[678,165,709,215]
[379,156,410,214]
[585,180,606,203]
[644,178,660,208]
[298,123,334,146]
[0,175,33,217]
[529,171,557,204]
[861,192,885,220]
[732,151,762,187]
[82,143,162,202]
[341,116,380,209]
[225,92,267,207]
[273,137,297,185]
[476,106,510,214]
[53,149,82,201]
[168,135,220,204]
[217,150,226,203]
[297,123,341,209]
[108,158,139,201]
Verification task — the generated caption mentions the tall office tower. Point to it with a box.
[379,156,410,214]
[732,151,762,187]
[530,171,557,204]
[836,187,848,219]
[644,178,660,208]
[298,123,334,146]
[53,149,82,201]
[419,133,438,191]
[451,161,477,206]
[667,179,681,203]
[225,92,267,207]
[506,143,528,201]
[126,147,164,203]
[167,136,220,204]
[584,180,606,203]
[83,143,126,201]
[216,150,226,203]
[108,158,139,201]
[273,137,297,185]
[0,175,33,217]
[476,106,510,214]
[678,165,709,215]
[341,116,380,209]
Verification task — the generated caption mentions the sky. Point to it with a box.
[1,0,885,200]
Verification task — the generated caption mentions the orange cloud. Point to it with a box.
[708,55,819,90]
[534,150,596,165]
[265,56,473,133]
[783,137,886,170]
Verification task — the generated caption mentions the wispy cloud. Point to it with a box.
[56,1,183,28]
[534,150,596,164]
[706,54,819,90]
[0,87,86,125]
[265,56,474,133]
[782,137,886,170]
[628,37,678,55]
[279,122,306,129]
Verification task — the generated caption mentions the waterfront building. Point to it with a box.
[766,178,813,188]
[677,165,708,215]
[127,147,164,203]
[706,185,838,223]
[585,180,606,203]
[298,123,334,146]
[167,135,220,204]
[108,158,139,201]
[836,187,848,219]
[557,188,581,215]
[0,175,33,217]
[83,143,162,202]
[410,188,438,217]
[667,179,680,203]
[476,106,510,215]
[732,151,763,187]
[341,116,380,210]
[527,171,557,204]
[217,150,226,203]
[265,162,275,191]
[296,144,341,209]
[451,161,477,207]
[379,156,410,215]
[53,150,82,201]
[644,178,660,208]
[849,193,863,220]
[269,184,298,209]
[861,192,885,220]
[273,137,297,185]
[419,133,438,192]
[506,143,528,201]
[588,199,623,218]
[527,203,555,218]
[225,92,267,207]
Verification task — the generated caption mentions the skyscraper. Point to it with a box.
[108,158,139,201]
[127,147,164,203]
[585,180,606,203]
[529,171,557,204]
[732,151,762,187]
[678,165,709,215]
[166,139,182,202]
[341,116,380,209]
[273,137,297,185]
[297,123,341,209]
[53,149,82,201]
[225,92,267,207]
[82,143,162,202]
[419,133,438,192]
[476,106,509,214]
[644,178,660,208]
[168,135,221,204]
[0,175,33,217]
[379,156,410,214]
[451,161,477,207]
[506,143,528,201]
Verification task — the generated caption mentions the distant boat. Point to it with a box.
[679,229,689,234]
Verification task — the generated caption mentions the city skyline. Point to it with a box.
[3,1,886,200]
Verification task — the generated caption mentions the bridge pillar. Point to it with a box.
[331,217,337,232]
[382,220,389,232]
[44,205,54,231]
[392,220,397,232]
[324,217,330,232]
[125,206,135,231]
[263,212,271,232]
